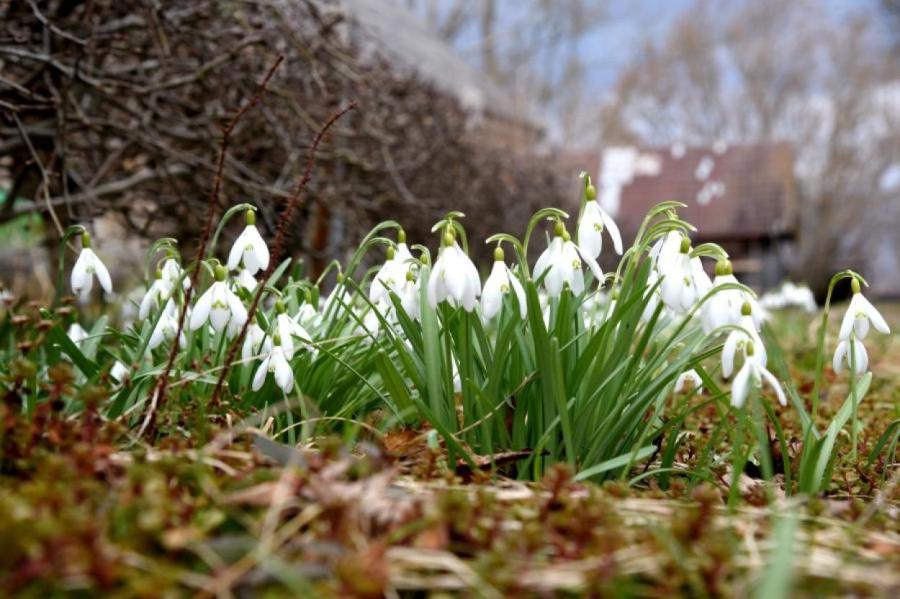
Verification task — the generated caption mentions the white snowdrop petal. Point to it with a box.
[190,287,214,330]
[731,363,751,408]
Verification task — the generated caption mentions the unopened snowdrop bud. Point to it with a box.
[71,231,113,301]
[481,246,526,320]
[833,335,868,375]
[370,244,404,304]
[427,230,481,311]
[226,209,269,275]
[241,319,271,362]
[659,236,707,314]
[138,269,172,320]
[189,264,247,335]
[399,269,421,320]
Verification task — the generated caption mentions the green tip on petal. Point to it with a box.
[746,340,756,356]
[245,209,256,226]
[851,278,861,294]
[493,246,505,262]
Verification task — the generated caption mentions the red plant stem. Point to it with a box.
[208,101,357,408]
[144,56,284,437]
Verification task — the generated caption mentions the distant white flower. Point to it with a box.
[71,233,112,300]
[481,248,526,320]
[0,283,13,305]
[189,267,248,335]
[67,322,88,345]
[533,224,603,298]
[110,360,129,383]
[160,257,189,290]
[139,274,173,320]
[427,233,481,311]
[241,320,271,362]
[674,369,703,393]
[370,240,414,304]
[297,301,320,329]
[730,344,786,408]
[838,284,890,341]
[252,344,293,392]
[722,304,767,378]
[833,336,868,375]
[659,238,710,313]
[577,198,623,259]
[226,210,269,275]
[148,302,186,350]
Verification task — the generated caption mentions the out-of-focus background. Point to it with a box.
[1,0,897,300]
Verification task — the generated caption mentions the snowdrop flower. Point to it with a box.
[577,184,623,258]
[481,247,526,320]
[427,231,481,311]
[0,282,13,305]
[241,319,272,362]
[722,302,767,378]
[730,341,786,408]
[370,232,414,304]
[71,232,112,300]
[148,303,186,350]
[160,256,189,290]
[252,337,293,392]
[226,209,269,275]
[533,221,603,298]
[674,369,703,394]
[833,335,868,375]
[398,270,421,321]
[297,300,320,329]
[838,279,890,341]
[273,301,315,359]
[110,361,129,383]
[139,270,173,320]
[234,268,258,293]
[659,236,711,314]
[67,322,88,345]
[650,231,683,272]
[189,265,248,335]
[701,259,760,334]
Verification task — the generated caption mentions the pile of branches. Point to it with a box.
[0,0,563,276]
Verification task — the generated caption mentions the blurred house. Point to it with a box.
[562,143,798,290]
[338,0,544,152]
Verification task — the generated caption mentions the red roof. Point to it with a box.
[561,143,798,241]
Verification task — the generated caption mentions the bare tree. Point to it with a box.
[599,0,899,294]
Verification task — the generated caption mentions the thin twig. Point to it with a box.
[140,55,284,439]
[207,101,357,408]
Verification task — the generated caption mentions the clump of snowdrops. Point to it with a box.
[2,174,893,494]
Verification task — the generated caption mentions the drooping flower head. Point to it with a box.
[139,269,173,320]
[839,278,890,341]
[722,301,768,378]
[71,232,113,301]
[252,334,294,393]
[659,235,710,314]
[370,229,414,304]
[730,339,786,408]
[273,299,315,359]
[226,209,269,275]
[577,181,623,259]
[534,220,603,298]
[701,259,761,334]
[427,228,481,311]
[189,264,248,336]
[481,246,526,320]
